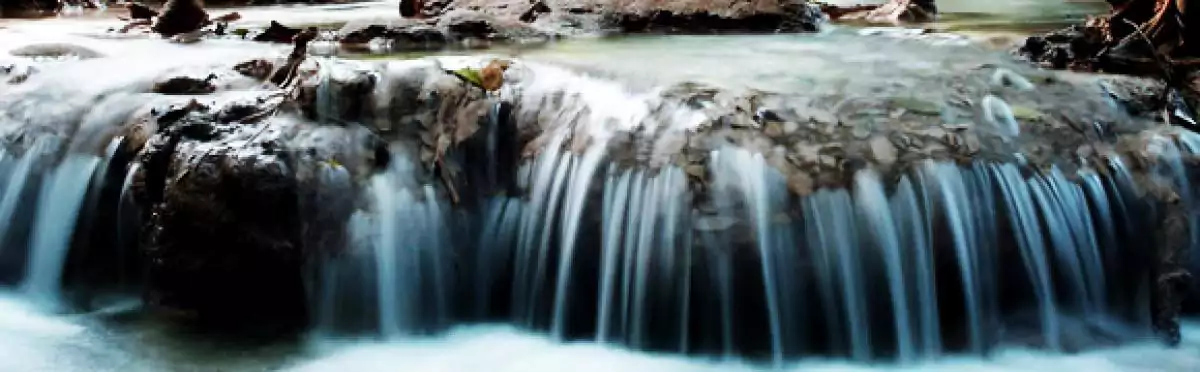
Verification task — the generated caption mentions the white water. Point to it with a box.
[0,290,1196,372]
[288,323,1200,372]
[22,154,101,306]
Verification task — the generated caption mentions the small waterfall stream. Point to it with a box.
[22,154,101,305]
[307,60,1195,364]
[0,48,1195,369]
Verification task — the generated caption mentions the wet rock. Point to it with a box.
[400,0,424,18]
[868,135,897,166]
[8,43,104,59]
[341,21,449,50]
[124,2,159,21]
[233,59,274,81]
[134,118,308,328]
[152,0,208,37]
[607,0,823,33]
[152,75,217,95]
[1151,188,1191,346]
[253,21,301,43]
[428,0,822,34]
[125,88,374,329]
[0,0,59,18]
[437,9,551,41]
[2,63,37,85]
[786,171,814,196]
[438,9,502,38]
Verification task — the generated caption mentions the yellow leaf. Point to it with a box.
[451,68,485,89]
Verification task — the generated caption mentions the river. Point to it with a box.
[1,1,1198,371]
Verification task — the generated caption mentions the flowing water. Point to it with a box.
[2,0,1200,371]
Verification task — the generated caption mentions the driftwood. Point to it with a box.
[269,27,319,88]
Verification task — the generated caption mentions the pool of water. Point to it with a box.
[2,292,1198,372]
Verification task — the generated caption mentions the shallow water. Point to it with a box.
[2,292,1198,372]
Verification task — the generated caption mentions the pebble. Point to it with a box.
[852,125,871,139]
[869,136,897,166]
[782,121,800,134]
[818,154,839,168]
[787,172,814,196]
[764,121,785,137]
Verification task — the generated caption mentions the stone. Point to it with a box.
[254,21,302,43]
[152,75,217,95]
[868,136,897,166]
[152,0,208,37]
[787,172,814,196]
[763,121,785,137]
[782,120,800,134]
[606,0,823,33]
[852,125,871,139]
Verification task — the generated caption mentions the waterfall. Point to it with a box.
[855,169,915,362]
[991,163,1062,350]
[890,175,942,357]
[0,139,54,258]
[318,152,454,338]
[278,59,1170,363]
[22,154,101,305]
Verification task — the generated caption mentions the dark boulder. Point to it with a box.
[253,21,302,44]
[152,0,209,37]
[0,0,60,18]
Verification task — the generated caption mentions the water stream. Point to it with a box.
[1,1,1199,371]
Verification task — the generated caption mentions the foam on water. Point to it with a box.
[287,323,1200,372]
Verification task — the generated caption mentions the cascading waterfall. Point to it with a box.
[302,58,1190,364]
[318,151,454,338]
[990,162,1063,350]
[0,138,54,258]
[22,153,101,305]
[854,169,915,362]
[0,51,1183,367]
[318,125,1165,363]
